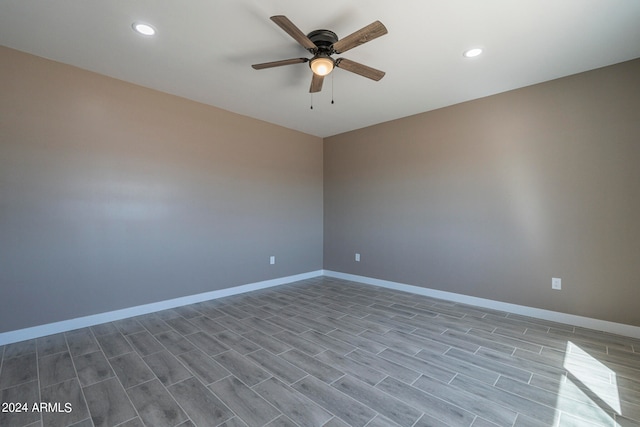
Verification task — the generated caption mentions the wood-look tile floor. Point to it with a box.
[1,277,639,427]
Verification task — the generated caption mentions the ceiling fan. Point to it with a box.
[252,15,388,93]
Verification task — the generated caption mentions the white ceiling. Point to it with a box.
[2,1,640,138]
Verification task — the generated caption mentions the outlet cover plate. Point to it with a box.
[552,277,561,290]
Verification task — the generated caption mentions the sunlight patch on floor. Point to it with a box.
[554,375,617,426]
[555,340,621,427]
[563,341,621,414]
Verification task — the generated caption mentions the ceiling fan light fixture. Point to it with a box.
[252,16,388,93]
[132,22,156,36]
[310,55,335,76]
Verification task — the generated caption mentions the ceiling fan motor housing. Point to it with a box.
[307,29,338,53]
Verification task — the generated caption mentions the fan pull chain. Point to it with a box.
[331,72,335,104]
[310,93,313,109]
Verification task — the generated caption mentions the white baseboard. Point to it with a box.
[323,270,640,339]
[3,269,639,345]
[0,270,324,346]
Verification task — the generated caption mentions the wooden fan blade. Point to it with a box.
[252,58,308,70]
[336,58,385,81]
[270,15,317,51]
[331,20,387,54]
[310,73,324,93]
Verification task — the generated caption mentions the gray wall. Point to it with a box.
[324,58,640,326]
[3,44,640,333]
[0,46,323,333]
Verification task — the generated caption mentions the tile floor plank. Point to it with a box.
[299,330,356,356]
[0,352,37,389]
[188,316,227,335]
[474,347,565,381]
[83,377,137,427]
[452,373,560,425]
[263,315,310,334]
[91,323,119,337]
[4,340,36,359]
[178,349,230,385]
[136,313,173,335]
[165,317,200,335]
[208,376,280,427]
[240,317,284,335]
[65,329,100,357]
[242,330,292,355]
[331,375,422,427]
[0,380,41,426]
[168,377,234,427]
[361,313,416,333]
[375,376,475,427]
[95,333,133,358]
[143,349,193,386]
[379,347,457,383]
[245,349,307,385]
[253,377,333,427]
[425,347,521,383]
[154,330,197,356]
[351,347,421,381]
[214,350,271,387]
[38,351,76,388]
[315,350,386,386]
[36,333,68,357]
[279,349,344,383]
[289,316,335,334]
[272,330,325,356]
[127,378,188,427]
[445,328,518,354]
[411,326,480,353]
[185,331,229,356]
[292,375,376,427]
[327,329,387,354]
[40,378,89,427]
[73,350,115,387]
[126,330,165,356]
[414,375,518,427]
[358,330,422,356]
[214,330,261,355]
[339,315,394,335]
[113,317,146,335]
[109,352,155,389]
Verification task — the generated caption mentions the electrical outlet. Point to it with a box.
[552,277,561,290]
[270,256,275,265]
[355,253,360,262]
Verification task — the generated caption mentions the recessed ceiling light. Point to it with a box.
[463,48,483,58]
[132,22,156,36]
